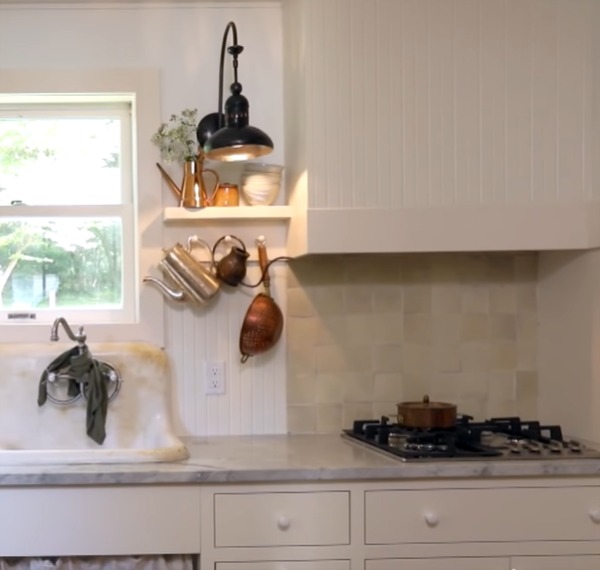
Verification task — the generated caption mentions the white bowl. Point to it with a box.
[241,163,284,206]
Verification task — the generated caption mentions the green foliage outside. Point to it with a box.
[0,120,123,309]
[0,220,122,309]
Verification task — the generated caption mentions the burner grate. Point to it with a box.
[343,415,599,461]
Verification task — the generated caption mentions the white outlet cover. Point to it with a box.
[204,361,225,395]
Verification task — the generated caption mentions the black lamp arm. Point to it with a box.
[217,21,244,130]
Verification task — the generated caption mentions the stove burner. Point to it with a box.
[342,415,600,461]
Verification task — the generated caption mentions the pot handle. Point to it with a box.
[212,234,247,256]
[256,235,271,296]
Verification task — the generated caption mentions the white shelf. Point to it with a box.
[163,205,292,222]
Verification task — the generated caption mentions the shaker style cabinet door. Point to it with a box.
[511,556,600,570]
[366,559,508,570]
[213,491,350,547]
[216,562,350,570]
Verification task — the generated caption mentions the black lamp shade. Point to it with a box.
[204,125,273,162]
[203,87,273,162]
[197,22,274,162]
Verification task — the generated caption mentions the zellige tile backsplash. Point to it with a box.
[286,253,538,434]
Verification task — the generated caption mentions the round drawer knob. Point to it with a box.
[589,509,600,523]
[424,512,439,527]
[277,515,291,530]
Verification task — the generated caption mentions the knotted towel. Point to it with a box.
[38,345,109,445]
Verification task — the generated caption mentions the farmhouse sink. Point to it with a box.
[0,342,188,465]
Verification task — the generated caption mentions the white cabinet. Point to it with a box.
[283,0,600,254]
[365,487,600,544]
[217,562,350,570]
[200,484,352,570]
[0,485,201,558]
[213,490,350,547]
[366,559,508,570]
[511,556,600,570]
[199,479,600,570]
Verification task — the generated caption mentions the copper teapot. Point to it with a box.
[156,153,219,209]
[211,235,249,287]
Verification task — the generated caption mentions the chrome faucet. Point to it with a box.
[50,317,87,345]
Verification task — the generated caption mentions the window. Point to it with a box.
[0,96,135,324]
[0,70,163,345]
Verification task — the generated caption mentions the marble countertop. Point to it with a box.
[2,434,600,486]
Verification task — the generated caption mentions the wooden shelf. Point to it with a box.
[163,205,292,222]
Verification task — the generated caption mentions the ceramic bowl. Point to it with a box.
[241,164,284,206]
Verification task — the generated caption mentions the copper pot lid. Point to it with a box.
[396,395,456,410]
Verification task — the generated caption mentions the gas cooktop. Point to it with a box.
[342,415,600,461]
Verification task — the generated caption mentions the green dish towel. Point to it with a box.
[38,345,109,445]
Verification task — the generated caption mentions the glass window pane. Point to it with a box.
[0,219,122,311]
[0,116,122,206]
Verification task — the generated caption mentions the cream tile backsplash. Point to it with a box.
[286,253,538,434]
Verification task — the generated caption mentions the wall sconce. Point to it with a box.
[196,21,274,162]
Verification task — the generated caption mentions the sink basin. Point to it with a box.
[0,342,189,465]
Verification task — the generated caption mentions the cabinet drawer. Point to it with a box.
[214,491,350,547]
[217,561,349,570]
[365,487,600,544]
[512,556,600,570]
[366,559,508,570]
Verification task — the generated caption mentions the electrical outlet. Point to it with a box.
[204,361,225,395]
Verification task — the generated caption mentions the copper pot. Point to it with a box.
[395,395,457,429]
[239,236,284,363]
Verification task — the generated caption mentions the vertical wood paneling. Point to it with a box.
[556,1,586,202]
[530,0,558,202]
[590,0,600,200]
[454,0,481,204]
[413,0,431,207]
[389,0,405,208]
[376,0,393,208]
[400,0,418,207]
[349,0,368,209]
[303,0,595,210]
[308,0,327,209]
[480,0,507,204]
[362,0,379,208]
[505,0,533,203]
[336,0,353,210]
[167,267,287,436]
[428,0,453,206]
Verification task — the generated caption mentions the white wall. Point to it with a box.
[0,0,288,436]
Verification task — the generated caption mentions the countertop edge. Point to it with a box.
[3,462,600,486]
[2,435,600,486]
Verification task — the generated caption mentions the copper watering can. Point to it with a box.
[156,153,219,209]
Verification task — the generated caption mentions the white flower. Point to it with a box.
[151,109,199,163]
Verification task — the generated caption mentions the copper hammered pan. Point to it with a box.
[395,395,457,429]
[239,236,284,363]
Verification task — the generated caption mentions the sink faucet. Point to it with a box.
[50,317,87,345]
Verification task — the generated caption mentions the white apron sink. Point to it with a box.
[0,342,188,465]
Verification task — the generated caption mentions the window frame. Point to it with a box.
[0,69,164,345]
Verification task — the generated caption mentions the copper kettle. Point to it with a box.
[212,235,249,287]
[156,153,219,209]
[143,236,221,305]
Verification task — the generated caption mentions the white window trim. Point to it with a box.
[0,68,164,346]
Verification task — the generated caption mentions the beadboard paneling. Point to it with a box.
[166,266,287,436]
[302,0,598,210]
